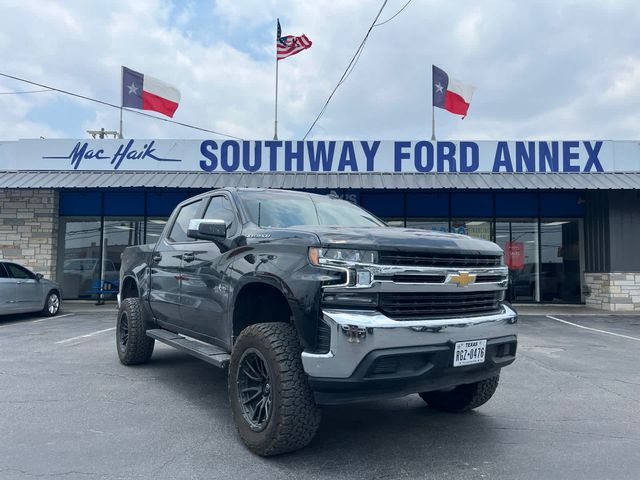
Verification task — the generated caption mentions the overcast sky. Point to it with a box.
[0,0,639,141]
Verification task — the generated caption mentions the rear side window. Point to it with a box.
[5,263,34,279]
[0,263,9,278]
[168,199,203,243]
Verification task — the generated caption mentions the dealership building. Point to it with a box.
[1,138,639,310]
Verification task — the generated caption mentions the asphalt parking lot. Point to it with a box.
[0,306,639,480]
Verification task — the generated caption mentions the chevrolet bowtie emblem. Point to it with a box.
[448,271,477,287]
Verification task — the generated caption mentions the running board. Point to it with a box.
[146,329,230,368]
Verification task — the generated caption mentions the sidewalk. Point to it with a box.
[61,300,117,314]
[512,303,639,316]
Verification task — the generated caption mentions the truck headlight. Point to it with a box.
[309,248,377,266]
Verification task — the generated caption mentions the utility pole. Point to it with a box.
[86,128,119,139]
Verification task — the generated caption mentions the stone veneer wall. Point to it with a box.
[0,189,59,280]
[584,272,640,312]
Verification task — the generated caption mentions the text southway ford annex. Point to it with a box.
[199,140,605,173]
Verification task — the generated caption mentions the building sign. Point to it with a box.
[2,139,640,173]
[505,241,525,270]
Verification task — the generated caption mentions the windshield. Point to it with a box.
[239,192,385,228]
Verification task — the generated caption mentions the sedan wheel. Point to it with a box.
[42,291,60,316]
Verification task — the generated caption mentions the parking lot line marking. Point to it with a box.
[546,315,640,342]
[32,313,74,323]
[55,327,115,344]
[0,313,74,328]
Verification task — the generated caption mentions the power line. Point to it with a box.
[0,89,53,95]
[373,0,413,27]
[0,72,243,140]
[302,0,389,140]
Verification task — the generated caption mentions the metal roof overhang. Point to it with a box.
[0,171,639,190]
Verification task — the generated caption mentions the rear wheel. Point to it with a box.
[41,291,60,317]
[419,375,500,413]
[116,298,154,365]
[228,323,321,456]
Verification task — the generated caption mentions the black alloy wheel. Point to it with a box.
[118,311,129,353]
[228,323,321,456]
[236,348,273,432]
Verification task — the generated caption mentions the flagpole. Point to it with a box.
[431,66,436,141]
[274,56,279,140]
[273,19,280,140]
[431,105,435,141]
[119,66,124,139]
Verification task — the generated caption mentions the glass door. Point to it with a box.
[58,218,102,299]
[495,220,540,302]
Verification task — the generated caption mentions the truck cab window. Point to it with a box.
[168,199,203,243]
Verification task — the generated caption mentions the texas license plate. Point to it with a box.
[453,340,487,367]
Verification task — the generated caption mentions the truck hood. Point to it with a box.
[296,225,503,256]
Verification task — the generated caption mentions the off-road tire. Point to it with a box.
[419,375,500,413]
[41,290,60,317]
[116,298,154,365]
[228,323,321,456]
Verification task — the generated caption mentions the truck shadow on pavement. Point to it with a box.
[140,347,506,469]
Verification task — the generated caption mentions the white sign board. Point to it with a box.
[1,139,639,173]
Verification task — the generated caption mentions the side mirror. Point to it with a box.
[35,273,44,281]
[187,219,227,241]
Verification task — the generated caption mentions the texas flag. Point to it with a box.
[432,65,475,118]
[122,67,181,118]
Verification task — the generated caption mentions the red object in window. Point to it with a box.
[505,241,525,270]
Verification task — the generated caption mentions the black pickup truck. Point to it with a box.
[116,188,517,456]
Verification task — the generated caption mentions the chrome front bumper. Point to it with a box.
[301,305,518,379]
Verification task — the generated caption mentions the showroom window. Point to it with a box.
[450,219,493,240]
[56,189,586,303]
[58,190,206,299]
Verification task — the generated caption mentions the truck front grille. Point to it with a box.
[379,291,503,320]
[378,251,502,268]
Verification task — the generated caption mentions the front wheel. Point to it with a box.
[41,291,60,317]
[419,375,500,413]
[228,323,321,456]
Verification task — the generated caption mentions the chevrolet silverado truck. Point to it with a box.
[116,188,517,456]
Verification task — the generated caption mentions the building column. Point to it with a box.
[0,189,59,280]
[583,191,640,311]
[584,273,640,312]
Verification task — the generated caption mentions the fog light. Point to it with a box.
[322,292,378,307]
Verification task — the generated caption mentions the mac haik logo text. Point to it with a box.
[43,140,181,170]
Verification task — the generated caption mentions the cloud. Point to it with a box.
[0,0,639,141]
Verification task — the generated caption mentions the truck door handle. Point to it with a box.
[152,253,162,263]
[182,252,195,263]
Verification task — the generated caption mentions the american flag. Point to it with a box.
[276,19,312,61]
